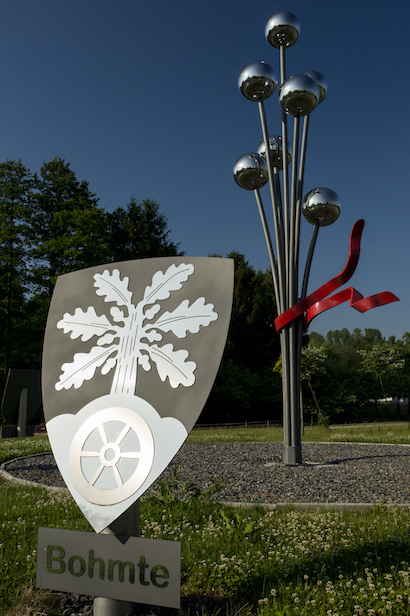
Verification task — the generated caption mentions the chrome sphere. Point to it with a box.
[238,61,277,102]
[257,135,291,170]
[302,70,327,104]
[233,153,269,190]
[279,74,320,116]
[265,11,300,49]
[302,187,341,226]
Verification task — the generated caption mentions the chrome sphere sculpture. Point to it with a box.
[302,70,327,104]
[265,11,300,49]
[233,153,269,190]
[257,135,291,170]
[279,74,320,116]
[238,61,277,101]
[302,188,341,226]
[233,11,341,466]
[233,10,399,465]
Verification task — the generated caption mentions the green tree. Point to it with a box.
[358,344,405,410]
[306,328,374,420]
[0,160,35,380]
[30,157,108,297]
[12,157,110,374]
[392,333,410,408]
[202,252,281,423]
[0,156,186,407]
[106,197,182,261]
[300,345,328,420]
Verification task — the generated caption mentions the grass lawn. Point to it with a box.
[186,421,410,445]
[2,423,410,615]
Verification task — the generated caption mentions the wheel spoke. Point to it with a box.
[116,423,131,446]
[121,452,141,459]
[98,424,108,445]
[112,464,123,487]
[89,463,105,486]
[80,451,100,458]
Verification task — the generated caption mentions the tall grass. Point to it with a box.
[0,435,50,465]
[2,426,410,614]
[2,476,410,616]
[0,477,91,615]
[142,497,410,616]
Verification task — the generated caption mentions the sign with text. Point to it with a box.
[36,527,181,608]
[42,257,233,532]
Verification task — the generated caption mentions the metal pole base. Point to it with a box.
[283,444,302,466]
[17,388,28,438]
[93,501,140,616]
[93,597,137,616]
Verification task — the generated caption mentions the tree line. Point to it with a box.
[1,156,409,426]
[301,328,410,423]
[0,157,181,392]
[0,157,280,426]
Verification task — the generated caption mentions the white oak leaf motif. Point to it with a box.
[143,263,194,305]
[55,263,218,394]
[101,356,117,376]
[144,330,163,343]
[94,269,133,306]
[152,298,218,338]
[144,305,161,320]
[110,307,126,323]
[56,345,117,390]
[97,333,117,346]
[138,354,151,372]
[57,307,111,342]
[148,343,196,388]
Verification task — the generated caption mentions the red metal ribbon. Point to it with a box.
[274,219,399,332]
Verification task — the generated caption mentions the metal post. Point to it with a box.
[93,500,141,616]
[258,101,285,314]
[17,388,27,438]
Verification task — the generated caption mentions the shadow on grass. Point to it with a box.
[238,534,410,605]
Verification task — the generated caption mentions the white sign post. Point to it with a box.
[38,257,233,615]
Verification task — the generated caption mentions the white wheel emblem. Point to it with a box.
[69,407,154,505]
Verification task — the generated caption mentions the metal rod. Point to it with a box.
[289,114,300,307]
[294,221,320,465]
[289,321,301,460]
[286,112,302,464]
[281,112,290,303]
[17,388,28,439]
[93,501,141,616]
[253,188,280,304]
[273,167,284,233]
[294,115,310,282]
[258,100,286,314]
[280,45,290,308]
[279,41,286,86]
[280,327,291,449]
[296,315,303,421]
[278,43,296,463]
[301,223,320,300]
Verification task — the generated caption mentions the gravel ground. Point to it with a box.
[3,441,410,504]
[3,441,410,615]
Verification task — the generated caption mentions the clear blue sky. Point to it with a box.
[1,0,409,341]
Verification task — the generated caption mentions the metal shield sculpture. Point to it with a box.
[42,257,234,532]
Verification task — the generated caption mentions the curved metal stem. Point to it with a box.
[302,222,320,300]
[280,45,289,310]
[253,188,280,304]
[258,100,286,314]
[289,114,300,307]
[294,114,310,281]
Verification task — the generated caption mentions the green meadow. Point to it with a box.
[1,424,410,615]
